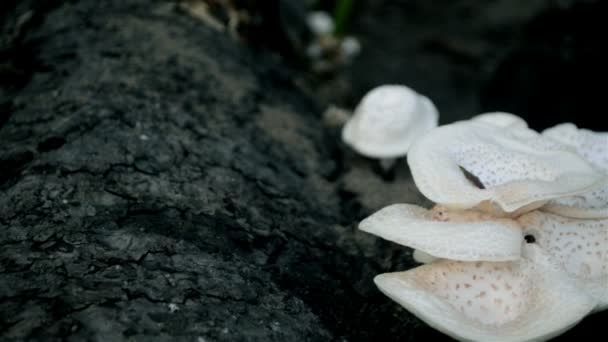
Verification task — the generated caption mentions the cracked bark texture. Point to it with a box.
[0,1,419,341]
[1,1,605,341]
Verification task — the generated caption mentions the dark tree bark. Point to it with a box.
[0,1,605,341]
[0,1,410,340]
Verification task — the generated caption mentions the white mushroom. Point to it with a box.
[517,211,608,309]
[340,36,361,58]
[374,244,597,342]
[407,120,607,215]
[359,204,523,261]
[471,112,528,130]
[306,11,334,36]
[356,115,608,339]
[542,123,608,169]
[541,123,608,218]
[342,85,438,170]
[361,204,608,340]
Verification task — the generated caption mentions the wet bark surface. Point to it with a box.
[0,0,605,341]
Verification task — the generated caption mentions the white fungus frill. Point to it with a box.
[541,123,608,218]
[517,211,608,309]
[407,120,606,215]
[374,245,596,342]
[359,204,522,262]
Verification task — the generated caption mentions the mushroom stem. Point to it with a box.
[379,158,396,172]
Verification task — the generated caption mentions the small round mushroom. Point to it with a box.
[341,85,439,171]
[340,36,361,58]
[306,11,334,36]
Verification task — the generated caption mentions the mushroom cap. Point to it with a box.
[407,120,607,214]
[359,204,522,261]
[374,244,596,342]
[542,123,608,169]
[471,112,528,130]
[342,85,438,158]
[518,211,608,307]
[306,11,334,36]
[541,123,608,218]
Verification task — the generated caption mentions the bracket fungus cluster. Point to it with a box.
[358,113,608,341]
